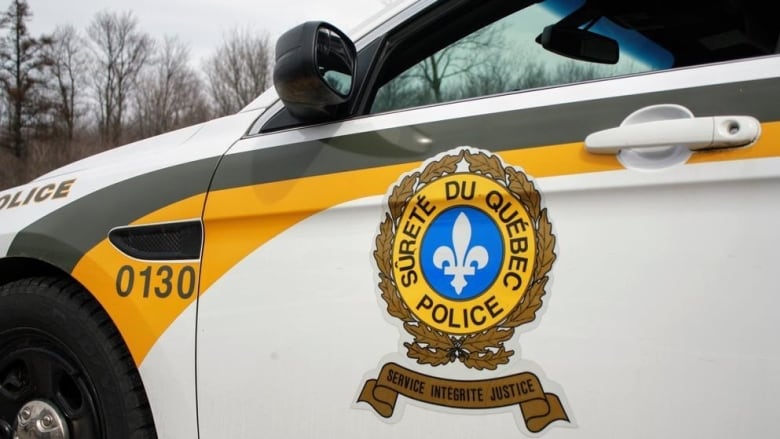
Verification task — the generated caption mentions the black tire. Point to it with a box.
[0,277,157,438]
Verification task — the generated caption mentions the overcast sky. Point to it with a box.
[23,0,389,63]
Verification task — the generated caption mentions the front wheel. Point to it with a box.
[0,277,156,438]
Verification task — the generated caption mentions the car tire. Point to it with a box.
[0,277,157,438]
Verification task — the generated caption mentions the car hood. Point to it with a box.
[34,123,206,182]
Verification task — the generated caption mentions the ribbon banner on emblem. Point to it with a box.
[359,363,568,433]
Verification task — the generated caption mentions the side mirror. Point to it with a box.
[273,21,357,121]
[538,25,619,64]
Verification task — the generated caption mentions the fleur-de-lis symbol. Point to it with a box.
[433,212,489,295]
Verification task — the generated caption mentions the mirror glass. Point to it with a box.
[316,27,354,96]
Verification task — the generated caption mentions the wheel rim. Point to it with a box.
[0,329,102,438]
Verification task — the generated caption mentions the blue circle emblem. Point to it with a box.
[420,206,503,300]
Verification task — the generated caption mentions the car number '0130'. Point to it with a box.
[115,264,197,299]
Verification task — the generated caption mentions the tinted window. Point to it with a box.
[370,0,778,113]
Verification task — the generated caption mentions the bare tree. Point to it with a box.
[372,26,500,112]
[372,71,430,113]
[411,27,498,103]
[87,11,153,145]
[203,28,272,116]
[42,24,86,142]
[513,60,549,90]
[132,36,209,139]
[0,0,51,157]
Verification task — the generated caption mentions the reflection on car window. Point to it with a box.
[371,0,672,113]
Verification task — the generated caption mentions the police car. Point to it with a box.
[1,0,778,437]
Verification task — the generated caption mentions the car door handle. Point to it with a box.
[585,116,761,155]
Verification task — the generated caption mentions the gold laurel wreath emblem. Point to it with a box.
[374,149,557,371]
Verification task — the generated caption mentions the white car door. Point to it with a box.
[196,0,780,437]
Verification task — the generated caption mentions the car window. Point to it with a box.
[369,0,776,114]
[371,0,670,113]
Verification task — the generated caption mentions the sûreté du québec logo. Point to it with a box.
[356,147,572,435]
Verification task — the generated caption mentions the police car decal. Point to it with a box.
[0,178,76,211]
[358,148,570,434]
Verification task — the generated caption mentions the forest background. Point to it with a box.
[0,0,282,190]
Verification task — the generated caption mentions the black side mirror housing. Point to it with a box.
[273,21,357,121]
[539,25,619,64]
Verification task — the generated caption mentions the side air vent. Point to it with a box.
[109,221,202,261]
